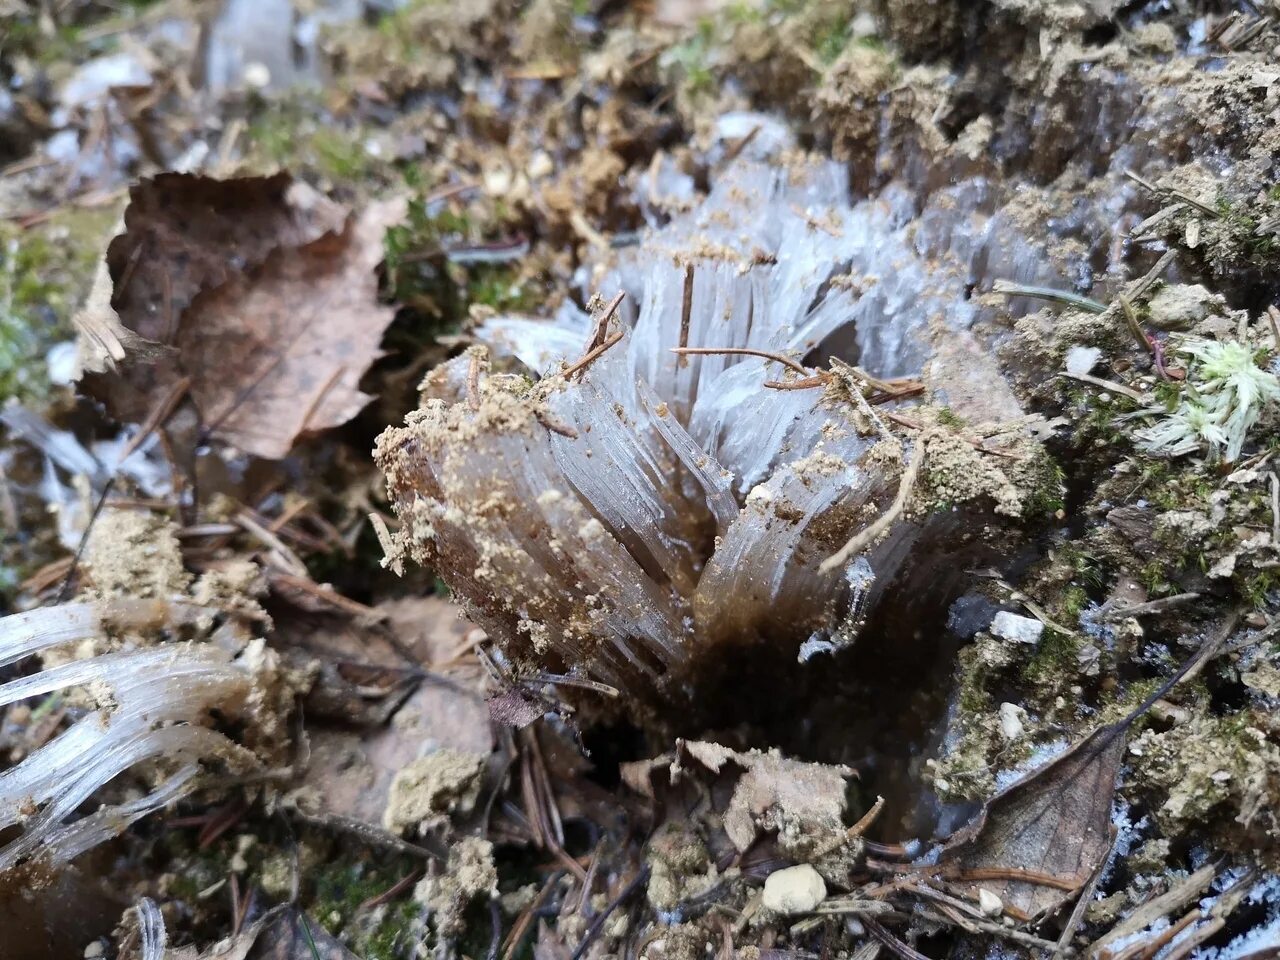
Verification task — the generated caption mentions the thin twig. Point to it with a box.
[865,919,930,960]
[467,351,483,412]
[1057,371,1148,403]
[570,866,650,960]
[530,672,620,698]
[487,898,503,960]
[55,476,116,602]
[502,870,563,960]
[559,329,625,381]
[678,264,695,362]
[117,376,191,464]
[820,441,923,574]
[358,869,423,912]
[1101,592,1201,622]
[670,346,810,376]
[583,291,626,355]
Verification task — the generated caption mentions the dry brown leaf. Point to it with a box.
[80,172,346,409]
[940,722,1125,920]
[940,615,1242,921]
[178,197,405,458]
[676,740,853,853]
[296,597,493,828]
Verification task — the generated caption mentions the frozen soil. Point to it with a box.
[5,0,1280,958]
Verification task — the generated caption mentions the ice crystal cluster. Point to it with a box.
[0,601,257,869]
[377,150,1017,697]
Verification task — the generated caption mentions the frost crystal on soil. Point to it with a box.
[376,153,1021,695]
[0,601,258,869]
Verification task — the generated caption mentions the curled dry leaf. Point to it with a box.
[78,172,345,393]
[940,722,1125,920]
[76,172,405,459]
[180,197,405,458]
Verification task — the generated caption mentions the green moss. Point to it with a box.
[812,16,851,64]
[1025,628,1081,689]
[308,856,422,959]
[383,195,542,340]
[1241,570,1280,609]
[245,102,380,183]
[661,27,717,97]
[0,206,118,403]
[1020,453,1067,518]
[1061,585,1089,621]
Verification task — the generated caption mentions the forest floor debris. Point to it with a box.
[3,1,1280,959]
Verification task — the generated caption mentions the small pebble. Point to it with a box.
[990,611,1044,645]
[978,888,1004,917]
[762,864,827,915]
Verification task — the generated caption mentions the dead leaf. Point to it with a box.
[296,597,493,827]
[80,172,345,400]
[675,740,853,854]
[940,723,1126,919]
[178,197,405,458]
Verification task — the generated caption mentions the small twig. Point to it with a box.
[467,350,483,412]
[534,407,580,439]
[1119,296,1154,356]
[720,124,762,164]
[358,869,423,912]
[820,441,923,574]
[670,346,810,376]
[55,476,116,603]
[1101,592,1201,622]
[764,374,831,390]
[1126,249,1178,302]
[559,328,625,382]
[487,897,503,960]
[678,264,695,361]
[117,375,191,464]
[992,280,1107,314]
[570,865,650,960]
[865,919,930,960]
[1269,306,1280,353]
[582,291,626,355]
[288,809,444,861]
[948,867,1080,892]
[1125,170,1220,218]
[1057,371,1148,403]
[502,870,563,960]
[529,672,620,698]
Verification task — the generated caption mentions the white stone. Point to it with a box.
[762,864,827,915]
[990,611,1044,645]
[998,702,1025,740]
[978,888,1004,917]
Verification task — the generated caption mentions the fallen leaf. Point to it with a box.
[940,722,1126,919]
[79,172,345,400]
[178,197,405,458]
[940,615,1243,921]
[675,740,853,854]
[295,597,493,827]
